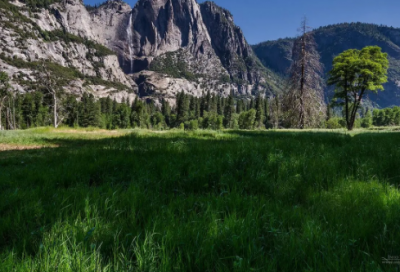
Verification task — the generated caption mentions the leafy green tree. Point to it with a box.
[361,110,372,128]
[188,119,199,130]
[326,117,344,129]
[393,107,400,125]
[203,112,223,130]
[238,109,256,129]
[328,46,389,130]
[151,111,165,130]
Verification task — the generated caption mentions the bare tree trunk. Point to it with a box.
[6,99,9,129]
[13,96,16,129]
[53,92,58,128]
[0,104,2,131]
[348,89,365,131]
[0,97,5,130]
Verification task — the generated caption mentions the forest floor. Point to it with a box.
[1,127,400,271]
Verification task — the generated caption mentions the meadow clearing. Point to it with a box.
[1,127,400,271]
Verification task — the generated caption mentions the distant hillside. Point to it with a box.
[252,23,400,108]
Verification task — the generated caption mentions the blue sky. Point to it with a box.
[84,0,400,44]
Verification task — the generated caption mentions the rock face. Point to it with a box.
[128,0,213,71]
[89,0,281,97]
[0,0,136,102]
[199,1,266,85]
[0,0,282,103]
[253,23,400,107]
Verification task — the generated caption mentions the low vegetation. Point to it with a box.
[149,50,198,81]
[1,128,400,271]
[41,30,115,58]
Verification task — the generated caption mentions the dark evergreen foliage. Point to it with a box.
[0,90,276,131]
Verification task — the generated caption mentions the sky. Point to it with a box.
[84,0,400,45]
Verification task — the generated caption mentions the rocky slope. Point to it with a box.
[88,0,282,98]
[200,1,268,86]
[253,23,400,108]
[0,0,283,104]
[0,0,137,102]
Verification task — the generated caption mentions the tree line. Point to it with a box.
[0,80,282,130]
[0,17,392,131]
[0,74,396,131]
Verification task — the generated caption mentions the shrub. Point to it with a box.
[326,118,344,129]
[187,120,199,131]
[238,109,256,129]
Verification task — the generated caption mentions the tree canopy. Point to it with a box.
[328,46,389,130]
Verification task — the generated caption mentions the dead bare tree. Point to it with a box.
[269,95,282,129]
[40,62,64,128]
[0,72,10,130]
[283,17,326,128]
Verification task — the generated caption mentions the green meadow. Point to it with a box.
[1,128,400,271]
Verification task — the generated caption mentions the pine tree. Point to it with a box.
[200,92,206,117]
[236,99,243,114]
[161,98,171,126]
[249,98,255,110]
[118,103,131,128]
[86,94,101,127]
[189,96,196,119]
[255,94,264,128]
[210,95,217,114]
[217,96,223,115]
[131,98,147,128]
[176,91,189,126]
[195,97,201,119]
[264,97,270,127]
[223,91,235,128]
[205,90,212,112]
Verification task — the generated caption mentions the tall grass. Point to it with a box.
[1,128,400,271]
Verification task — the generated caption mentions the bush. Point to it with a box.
[361,118,372,128]
[326,118,344,129]
[238,109,256,129]
[186,120,199,131]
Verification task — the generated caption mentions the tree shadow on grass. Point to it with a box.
[2,130,400,270]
